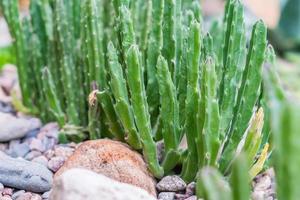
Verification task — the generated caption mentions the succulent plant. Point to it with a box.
[1,0,272,184]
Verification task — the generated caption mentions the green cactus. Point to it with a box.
[42,68,65,127]
[221,20,267,173]
[156,55,181,172]
[1,0,275,184]
[181,19,201,182]
[196,167,232,200]
[125,45,163,178]
[107,42,142,150]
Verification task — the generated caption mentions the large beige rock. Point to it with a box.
[55,139,156,196]
[50,168,156,200]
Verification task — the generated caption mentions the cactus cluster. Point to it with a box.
[1,0,278,195]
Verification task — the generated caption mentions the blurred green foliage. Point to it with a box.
[0,45,15,67]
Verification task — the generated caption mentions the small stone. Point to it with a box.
[184,195,197,200]
[8,143,30,158]
[32,156,48,167]
[41,191,50,199]
[254,175,272,191]
[0,152,53,193]
[42,138,57,151]
[24,151,42,161]
[156,175,187,192]
[11,190,25,200]
[47,156,65,172]
[15,192,32,200]
[53,146,73,158]
[29,139,45,152]
[31,194,42,200]
[39,123,59,139]
[1,195,12,200]
[2,188,13,196]
[158,192,175,200]
[24,129,40,139]
[44,150,55,160]
[185,182,196,196]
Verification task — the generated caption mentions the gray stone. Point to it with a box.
[49,168,156,200]
[39,123,59,139]
[42,191,50,199]
[24,151,42,160]
[0,152,53,193]
[42,137,57,151]
[156,175,187,192]
[24,129,40,139]
[12,190,25,200]
[158,192,175,200]
[29,138,46,152]
[8,143,30,158]
[47,156,65,172]
[0,113,41,142]
[32,156,48,167]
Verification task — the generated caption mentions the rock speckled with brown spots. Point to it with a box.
[55,139,156,196]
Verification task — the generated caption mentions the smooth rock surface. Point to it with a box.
[0,113,41,142]
[0,151,52,193]
[55,139,156,196]
[50,168,156,200]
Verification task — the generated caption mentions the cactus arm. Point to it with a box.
[177,26,189,128]
[55,0,79,125]
[139,0,152,52]
[42,68,65,127]
[96,90,125,140]
[200,58,221,166]
[181,20,201,182]
[156,55,180,171]
[126,45,164,178]
[107,42,142,149]
[196,167,232,200]
[174,0,182,84]
[119,5,136,54]
[162,0,176,76]
[229,153,250,200]
[219,0,246,140]
[83,0,107,89]
[221,20,267,173]
[146,0,164,117]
